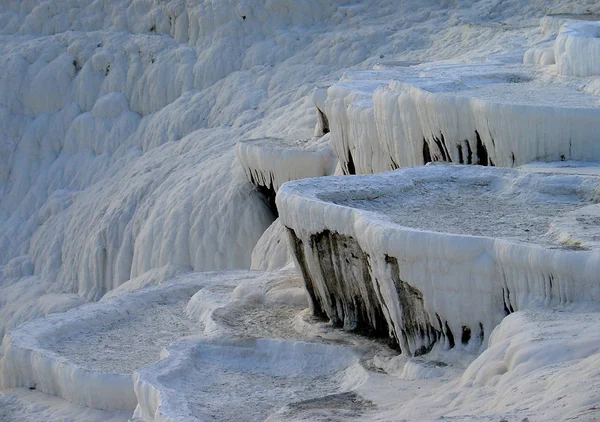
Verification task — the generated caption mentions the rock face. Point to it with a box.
[288,229,390,339]
[289,228,443,354]
[278,164,600,356]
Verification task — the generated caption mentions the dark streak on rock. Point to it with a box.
[445,321,455,349]
[475,131,489,166]
[287,228,327,319]
[286,229,493,355]
[373,276,401,350]
[309,231,389,338]
[316,107,330,135]
[461,326,471,344]
[423,139,432,164]
[346,150,356,175]
[466,140,473,164]
[385,255,440,356]
[248,170,278,217]
[433,136,448,162]
[256,185,278,217]
[439,134,452,162]
[502,287,514,315]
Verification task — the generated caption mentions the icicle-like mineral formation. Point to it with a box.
[278,164,600,356]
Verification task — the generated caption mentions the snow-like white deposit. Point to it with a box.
[278,164,600,355]
[345,306,600,421]
[236,136,337,195]
[250,219,294,271]
[556,20,600,76]
[0,274,206,411]
[325,62,600,174]
[0,270,295,410]
[541,13,600,36]
[133,337,367,422]
[0,268,312,414]
[0,388,130,422]
[0,0,596,330]
[523,13,600,66]
[3,0,600,420]
[0,0,573,343]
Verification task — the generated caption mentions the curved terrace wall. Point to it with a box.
[278,165,600,356]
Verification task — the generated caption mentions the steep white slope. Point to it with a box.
[250,219,294,271]
[0,0,376,331]
[0,0,598,333]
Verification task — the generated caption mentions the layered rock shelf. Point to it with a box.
[278,164,600,356]
[525,14,600,65]
[236,137,337,214]
[324,61,600,175]
[555,20,600,77]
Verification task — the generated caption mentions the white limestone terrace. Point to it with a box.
[235,136,337,214]
[555,20,600,77]
[524,14,600,66]
[540,13,600,37]
[130,267,395,422]
[324,60,600,175]
[0,270,267,412]
[133,337,367,422]
[0,268,319,416]
[277,164,600,356]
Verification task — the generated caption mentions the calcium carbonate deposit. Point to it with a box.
[1,1,600,421]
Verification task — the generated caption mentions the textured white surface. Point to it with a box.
[2,0,600,421]
[0,388,130,422]
[0,0,597,334]
[278,164,600,354]
[325,62,600,174]
[236,136,337,193]
[133,337,366,422]
[556,20,600,76]
[0,269,306,413]
[0,273,214,411]
[250,218,294,271]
